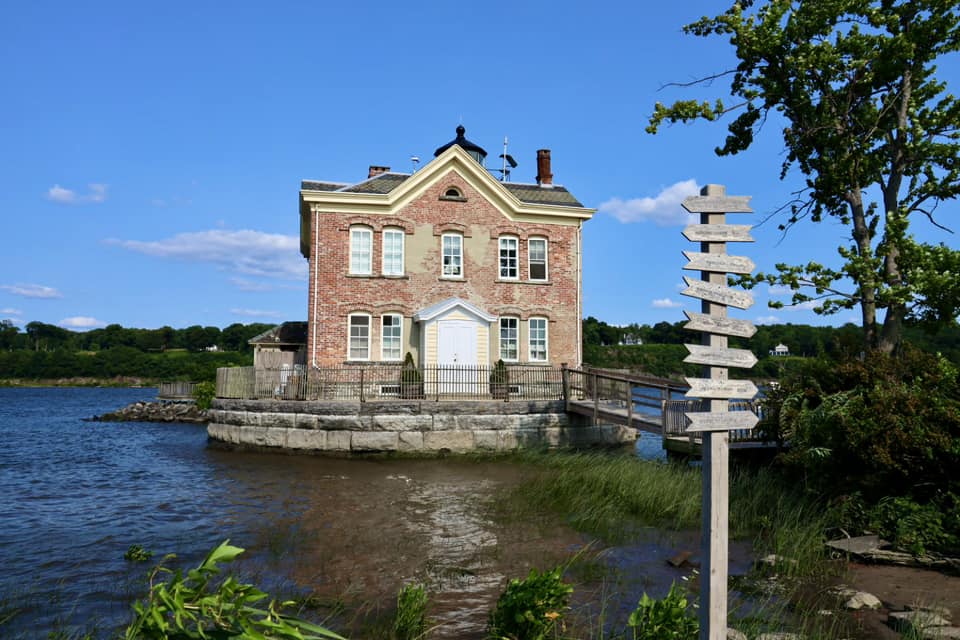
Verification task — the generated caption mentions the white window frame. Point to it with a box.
[347,313,371,361]
[499,317,519,362]
[528,237,548,282]
[528,317,548,362]
[382,228,404,276]
[349,227,373,275]
[380,313,403,361]
[499,236,519,280]
[441,233,463,278]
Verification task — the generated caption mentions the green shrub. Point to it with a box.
[400,353,424,399]
[627,581,699,640]
[868,496,959,556]
[124,540,345,639]
[490,359,509,399]
[193,380,216,410]
[488,566,572,640]
[394,582,429,640]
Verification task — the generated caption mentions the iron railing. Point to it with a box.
[216,364,563,402]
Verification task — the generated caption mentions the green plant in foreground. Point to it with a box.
[627,581,698,640]
[124,545,154,563]
[124,540,346,639]
[393,582,429,640]
[192,381,216,411]
[488,566,572,640]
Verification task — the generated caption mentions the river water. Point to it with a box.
[0,387,744,638]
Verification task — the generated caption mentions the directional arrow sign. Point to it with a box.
[683,251,755,274]
[683,311,757,338]
[684,344,758,369]
[682,277,754,310]
[682,224,753,243]
[682,195,753,214]
[685,378,759,399]
[686,411,759,433]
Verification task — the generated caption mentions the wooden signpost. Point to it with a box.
[680,184,756,640]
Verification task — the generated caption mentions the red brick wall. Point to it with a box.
[306,170,581,367]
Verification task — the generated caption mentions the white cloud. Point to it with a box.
[784,300,820,312]
[768,285,794,296]
[756,315,782,325]
[230,277,274,292]
[230,308,283,318]
[0,307,22,315]
[46,183,108,204]
[598,179,700,226]
[108,229,307,281]
[59,316,105,329]
[652,297,683,309]
[0,283,62,298]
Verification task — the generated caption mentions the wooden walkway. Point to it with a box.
[563,367,776,456]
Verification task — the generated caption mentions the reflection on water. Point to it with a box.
[0,388,747,639]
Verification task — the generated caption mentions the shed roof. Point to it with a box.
[248,321,308,346]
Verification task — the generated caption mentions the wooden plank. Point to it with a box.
[681,277,754,310]
[682,194,753,213]
[685,378,758,399]
[682,251,755,274]
[683,311,757,338]
[682,224,753,243]
[686,411,759,433]
[684,344,758,369]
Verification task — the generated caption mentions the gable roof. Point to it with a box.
[413,297,497,323]
[248,321,308,346]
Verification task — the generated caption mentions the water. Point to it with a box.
[0,387,748,638]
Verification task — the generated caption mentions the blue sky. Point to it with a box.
[2,1,957,332]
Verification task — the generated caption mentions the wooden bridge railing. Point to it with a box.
[564,366,688,425]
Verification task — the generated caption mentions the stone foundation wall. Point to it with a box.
[208,399,636,453]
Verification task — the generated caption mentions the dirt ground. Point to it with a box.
[842,562,960,639]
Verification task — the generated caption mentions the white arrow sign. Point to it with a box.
[685,378,759,399]
[683,311,757,338]
[683,251,755,274]
[682,277,754,310]
[686,411,759,433]
[684,344,758,369]
[682,194,753,214]
[682,224,754,243]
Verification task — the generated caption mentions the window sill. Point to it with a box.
[496,279,551,286]
[438,276,465,281]
[345,274,409,280]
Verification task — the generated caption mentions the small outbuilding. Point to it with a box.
[769,343,790,357]
[249,322,308,370]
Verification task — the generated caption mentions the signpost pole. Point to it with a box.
[679,184,755,640]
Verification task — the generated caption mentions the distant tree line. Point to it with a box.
[582,316,960,379]
[0,321,275,353]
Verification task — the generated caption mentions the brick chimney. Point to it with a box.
[536,149,553,187]
[368,165,390,179]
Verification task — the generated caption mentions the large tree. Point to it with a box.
[647,0,960,353]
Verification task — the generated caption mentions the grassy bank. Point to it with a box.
[490,450,850,638]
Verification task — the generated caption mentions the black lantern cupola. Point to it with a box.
[433,125,488,166]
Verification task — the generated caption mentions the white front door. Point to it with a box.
[437,320,479,393]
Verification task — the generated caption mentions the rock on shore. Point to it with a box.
[91,401,209,424]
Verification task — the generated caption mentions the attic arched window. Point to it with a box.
[440,186,466,202]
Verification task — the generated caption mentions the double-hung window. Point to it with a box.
[381,314,402,361]
[348,314,371,360]
[442,233,462,277]
[528,238,548,281]
[382,229,404,276]
[499,317,519,361]
[349,227,372,275]
[528,317,548,362]
[499,236,518,280]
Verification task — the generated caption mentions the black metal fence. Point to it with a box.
[216,364,564,402]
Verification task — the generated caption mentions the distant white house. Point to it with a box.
[769,343,790,357]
